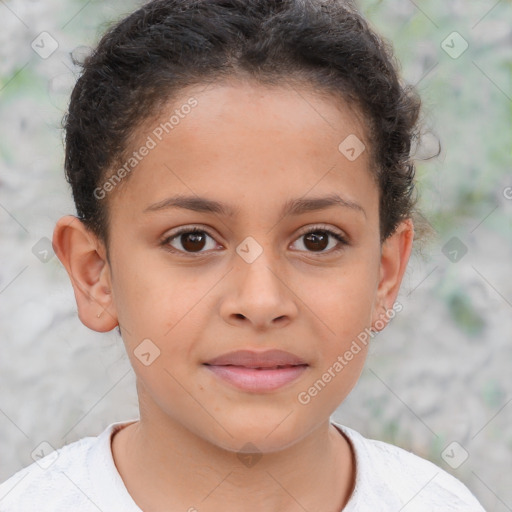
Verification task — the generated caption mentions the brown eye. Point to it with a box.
[162,225,348,257]
[163,227,217,254]
[291,227,348,254]
[180,231,207,252]
[303,231,329,252]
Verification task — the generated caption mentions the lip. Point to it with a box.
[203,349,307,368]
[203,349,309,393]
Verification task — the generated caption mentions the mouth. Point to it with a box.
[203,349,309,392]
[203,349,307,367]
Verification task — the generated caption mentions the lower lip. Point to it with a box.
[204,364,308,392]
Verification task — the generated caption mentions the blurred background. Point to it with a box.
[0,0,510,509]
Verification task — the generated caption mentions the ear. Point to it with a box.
[371,219,414,332]
[52,215,118,332]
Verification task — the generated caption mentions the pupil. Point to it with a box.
[182,232,206,252]
[305,231,328,251]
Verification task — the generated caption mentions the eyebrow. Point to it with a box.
[143,193,366,218]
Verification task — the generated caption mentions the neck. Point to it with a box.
[112,407,355,512]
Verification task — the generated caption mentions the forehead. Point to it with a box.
[107,80,377,225]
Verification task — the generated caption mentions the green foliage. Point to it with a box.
[447,292,486,336]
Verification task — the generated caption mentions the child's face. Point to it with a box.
[55,80,413,452]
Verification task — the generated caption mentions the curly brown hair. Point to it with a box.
[64,0,430,255]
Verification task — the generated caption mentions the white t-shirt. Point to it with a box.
[0,418,485,511]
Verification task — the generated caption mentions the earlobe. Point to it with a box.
[371,219,414,332]
[52,215,118,332]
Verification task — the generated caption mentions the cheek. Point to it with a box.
[111,252,189,331]
[299,263,377,333]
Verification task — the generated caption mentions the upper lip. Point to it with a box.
[203,349,308,368]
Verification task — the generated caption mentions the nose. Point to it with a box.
[220,246,298,332]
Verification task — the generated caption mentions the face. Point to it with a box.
[55,79,413,453]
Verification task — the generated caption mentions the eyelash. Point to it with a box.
[160,224,349,257]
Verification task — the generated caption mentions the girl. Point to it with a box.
[0,0,485,510]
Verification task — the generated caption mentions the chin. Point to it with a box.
[197,411,314,455]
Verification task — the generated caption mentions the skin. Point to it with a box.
[53,79,414,512]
